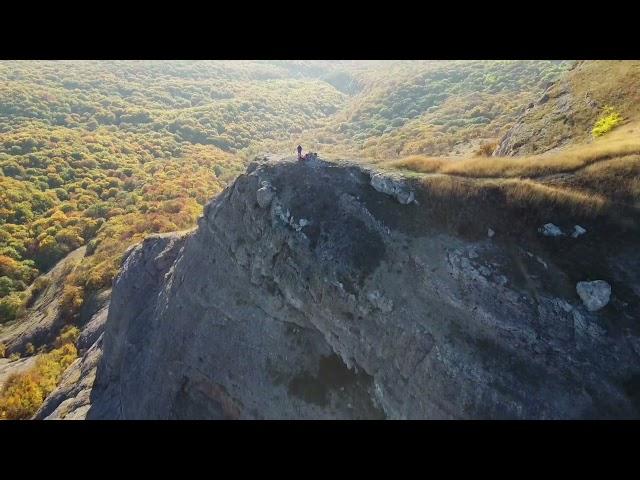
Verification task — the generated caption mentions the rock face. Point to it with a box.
[256,183,276,209]
[494,81,575,156]
[576,281,612,312]
[572,225,587,238]
[48,157,640,419]
[369,173,415,205]
[32,287,111,419]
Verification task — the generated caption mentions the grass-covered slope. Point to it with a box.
[494,60,640,156]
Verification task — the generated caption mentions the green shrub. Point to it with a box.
[54,325,80,348]
[0,276,15,297]
[25,276,51,307]
[0,292,25,323]
[59,285,84,321]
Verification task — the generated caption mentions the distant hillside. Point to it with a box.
[495,60,640,156]
[251,60,572,159]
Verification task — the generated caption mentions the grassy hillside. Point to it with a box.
[251,60,571,159]
[493,60,640,156]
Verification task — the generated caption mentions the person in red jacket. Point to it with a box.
[297,145,303,160]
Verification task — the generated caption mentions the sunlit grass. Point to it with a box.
[381,155,450,173]
[417,175,608,217]
[382,122,640,180]
[442,138,640,178]
[380,126,640,222]
[500,179,607,216]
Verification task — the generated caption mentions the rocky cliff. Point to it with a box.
[37,156,640,419]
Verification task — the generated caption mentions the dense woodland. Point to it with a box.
[0,60,572,325]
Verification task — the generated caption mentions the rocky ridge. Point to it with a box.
[37,155,640,419]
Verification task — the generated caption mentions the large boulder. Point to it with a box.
[370,173,415,204]
[576,280,612,312]
[572,225,587,238]
[539,223,564,237]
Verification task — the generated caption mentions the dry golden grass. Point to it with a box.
[442,134,640,178]
[474,141,499,157]
[568,61,640,123]
[384,121,640,180]
[567,154,640,207]
[418,175,481,199]
[580,153,640,179]
[381,155,450,173]
[417,175,608,218]
[376,123,640,226]
[499,179,608,217]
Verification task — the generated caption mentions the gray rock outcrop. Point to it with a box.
[256,183,276,209]
[46,157,640,420]
[576,281,612,312]
[572,225,587,238]
[369,173,415,205]
[539,223,564,237]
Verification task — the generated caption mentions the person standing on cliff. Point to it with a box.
[297,145,303,160]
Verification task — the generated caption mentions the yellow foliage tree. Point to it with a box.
[0,341,78,419]
[592,106,623,137]
[59,285,84,320]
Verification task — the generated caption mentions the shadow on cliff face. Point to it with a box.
[623,374,640,415]
[286,354,386,420]
[172,374,244,420]
[268,160,387,292]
